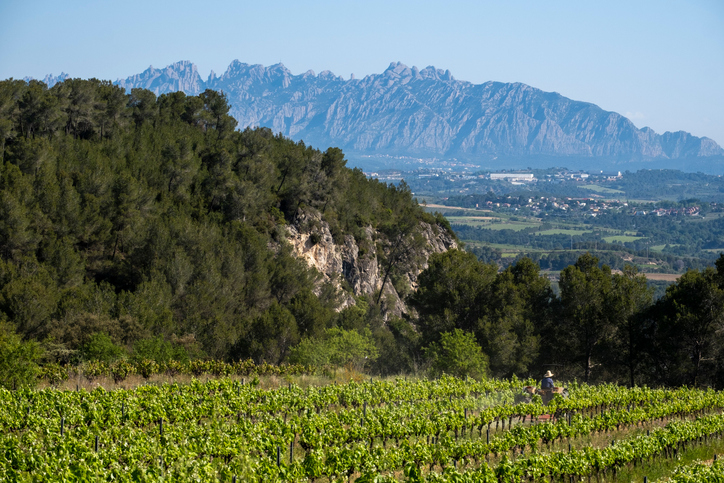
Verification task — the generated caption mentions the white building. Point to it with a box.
[490,173,535,181]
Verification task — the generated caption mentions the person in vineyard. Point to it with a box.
[540,370,555,390]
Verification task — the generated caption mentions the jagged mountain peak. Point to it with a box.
[55,59,722,168]
[116,60,204,95]
[384,61,411,75]
[24,72,70,88]
[382,62,455,82]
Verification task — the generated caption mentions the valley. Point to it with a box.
[399,167,724,297]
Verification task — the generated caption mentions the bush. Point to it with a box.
[425,329,489,380]
[80,332,126,363]
[0,322,42,389]
[288,327,379,370]
[132,336,190,363]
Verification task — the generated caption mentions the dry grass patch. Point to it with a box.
[645,273,681,282]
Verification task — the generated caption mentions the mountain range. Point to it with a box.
[40,60,724,172]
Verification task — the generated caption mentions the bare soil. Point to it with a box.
[644,273,681,281]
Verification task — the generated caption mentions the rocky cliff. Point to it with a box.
[285,212,457,316]
[112,60,723,167]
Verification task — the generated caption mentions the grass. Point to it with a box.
[446,216,501,227]
[578,184,625,194]
[604,235,645,243]
[538,228,593,236]
[448,217,540,231]
[448,216,497,220]
[422,204,492,213]
[650,244,681,252]
[481,222,539,231]
[461,241,521,250]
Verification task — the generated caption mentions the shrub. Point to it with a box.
[80,332,126,363]
[132,336,190,364]
[425,329,489,380]
[0,322,42,389]
[288,327,378,371]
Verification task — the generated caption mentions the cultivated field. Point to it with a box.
[424,204,491,213]
[577,185,625,195]
[603,235,645,243]
[2,376,723,482]
[644,273,681,282]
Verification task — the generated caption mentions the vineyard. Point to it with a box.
[2,376,724,482]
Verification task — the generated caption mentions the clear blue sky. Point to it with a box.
[2,0,723,146]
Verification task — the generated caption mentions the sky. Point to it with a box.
[1,0,723,146]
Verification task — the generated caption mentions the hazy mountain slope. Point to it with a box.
[113,60,723,165]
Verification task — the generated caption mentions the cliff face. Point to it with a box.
[112,60,723,164]
[285,212,457,316]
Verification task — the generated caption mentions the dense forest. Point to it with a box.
[0,78,448,376]
[412,250,724,388]
[0,78,723,389]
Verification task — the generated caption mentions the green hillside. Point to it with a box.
[0,79,445,368]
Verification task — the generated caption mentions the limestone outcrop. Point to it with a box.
[285,212,457,316]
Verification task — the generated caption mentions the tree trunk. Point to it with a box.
[276,169,289,194]
[376,263,393,306]
[375,236,404,305]
[693,345,702,386]
[585,350,592,383]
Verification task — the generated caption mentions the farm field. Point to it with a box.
[577,185,625,195]
[445,216,501,228]
[468,222,536,231]
[602,235,645,243]
[434,202,696,278]
[538,228,593,236]
[2,376,724,482]
[644,273,681,282]
[438,206,617,239]
[650,245,681,252]
[423,204,492,213]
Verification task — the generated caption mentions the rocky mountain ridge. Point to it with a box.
[38,60,724,170]
[112,60,723,166]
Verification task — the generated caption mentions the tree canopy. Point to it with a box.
[0,78,444,371]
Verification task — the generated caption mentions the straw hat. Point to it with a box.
[543,370,554,377]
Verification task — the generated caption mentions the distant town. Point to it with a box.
[365,167,716,218]
[366,167,623,185]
